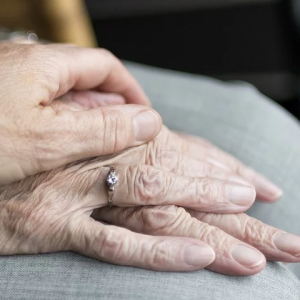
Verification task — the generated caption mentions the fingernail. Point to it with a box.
[184,245,215,267]
[273,232,300,256]
[133,110,161,142]
[256,176,283,200]
[226,184,256,206]
[231,245,265,268]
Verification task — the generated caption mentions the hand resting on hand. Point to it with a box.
[0,126,298,276]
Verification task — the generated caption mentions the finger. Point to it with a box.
[146,141,253,185]
[39,44,151,106]
[104,140,252,186]
[30,105,161,178]
[52,91,126,111]
[160,129,282,202]
[94,206,266,275]
[70,217,215,271]
[89,165,256,213]
[197,146,282,202]
[187,210,300,263]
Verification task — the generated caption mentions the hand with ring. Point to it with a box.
[1,126,299,276]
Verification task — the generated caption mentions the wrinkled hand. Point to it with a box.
[0,126,296,275]
[0,41,289,274]
[0,158,217,272]
[0,42,158,185]
[93,127,300,275]
[97,205,300,275]
[103,126,282,203]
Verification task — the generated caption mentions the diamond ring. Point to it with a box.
[106,167,118,207]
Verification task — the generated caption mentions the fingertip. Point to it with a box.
[146,237,215,272]
[226,183,256,208]
[255,176,283,202]
[257,190,283,203]
[231,244,266,269]
[133,109,162,142]
[210,245,266,276]
[273,232,300,258]
[183,243,216,270]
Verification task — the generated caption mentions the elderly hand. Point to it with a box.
[97,204,300,275]
[0,125,294,275]
[103,126,282,203]
[0,42,158,185]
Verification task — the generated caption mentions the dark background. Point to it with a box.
[85,0,300,119]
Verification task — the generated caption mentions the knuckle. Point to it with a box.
[241,218,268,242]
[97,228,125,261]
[197,223,228,249]
[139,205,182,234]
[146,141,181,173]
[149,240,176,268]
[197,179,223,204]
[130,165,169,205]
[101,108,127,153]
[98,48,120,71]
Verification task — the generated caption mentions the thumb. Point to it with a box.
[70,218,215,271]
[34,104,162,173]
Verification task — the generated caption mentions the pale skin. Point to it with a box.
[0,42,299,275]
[0,42,157,184]
[1,128,300,276]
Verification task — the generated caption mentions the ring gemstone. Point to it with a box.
[107,171,118,187]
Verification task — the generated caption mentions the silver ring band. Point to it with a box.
[106,167,118,207]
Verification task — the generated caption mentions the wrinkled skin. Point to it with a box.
[1,127,299,275]
[0,42,159,185]
[0,41,297,276]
